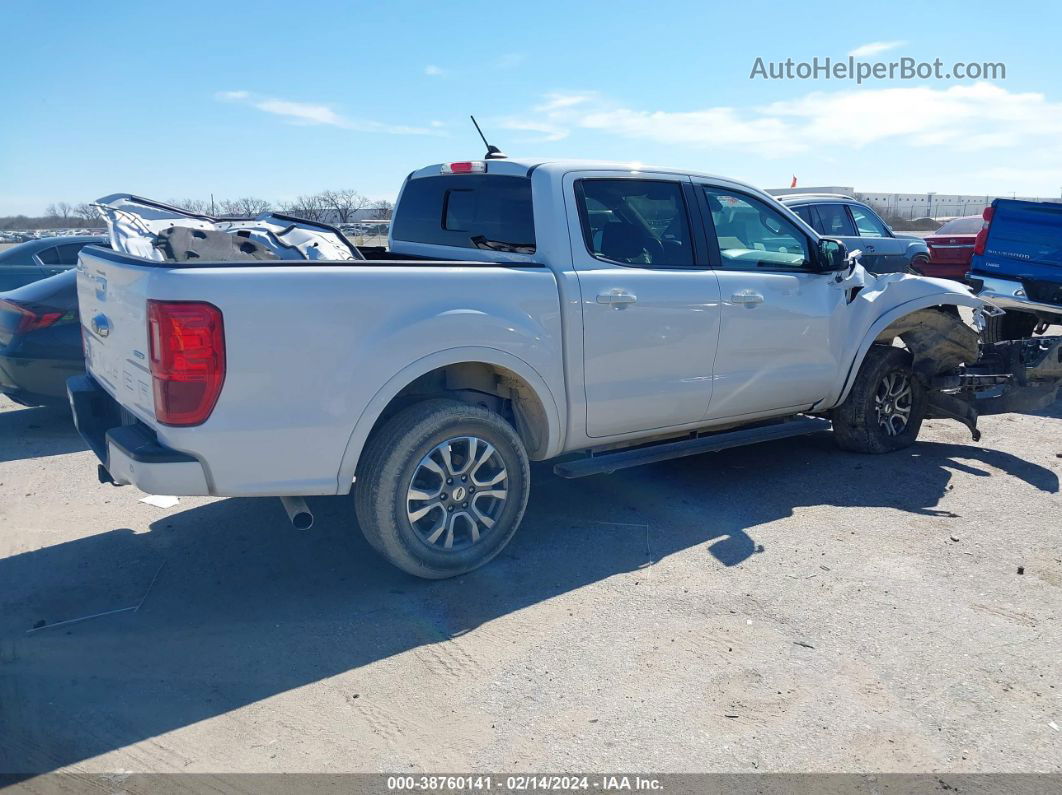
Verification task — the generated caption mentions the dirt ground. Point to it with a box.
[1,392,1060,775]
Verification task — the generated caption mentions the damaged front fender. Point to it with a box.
[825,269,1062,440]
[825,270,986,409]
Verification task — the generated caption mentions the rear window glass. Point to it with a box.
[392,174,535,252]
[56,243,89,265]
[935,217,984,235]
[36,246,61,265]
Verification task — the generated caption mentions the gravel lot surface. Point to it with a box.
[1,392,1060,775]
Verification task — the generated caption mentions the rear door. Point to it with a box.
[847,203,906,272]
[694,184,846,420]
[0,245,53,292]
[46,242,95,275]
[566,171,722,438]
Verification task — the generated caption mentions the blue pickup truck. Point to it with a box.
[969,199,1062,341]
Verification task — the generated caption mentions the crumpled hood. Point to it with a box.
[94,194,363,262]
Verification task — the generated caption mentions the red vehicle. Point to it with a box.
[919,216,982,281]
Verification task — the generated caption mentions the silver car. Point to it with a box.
[779,194,929,274]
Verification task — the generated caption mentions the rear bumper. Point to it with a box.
[973,275,1062,317]
[918,260,970,281]
[67,374,211,495]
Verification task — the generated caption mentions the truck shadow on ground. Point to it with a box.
[1,429,1057,774]
[0,404,85,463]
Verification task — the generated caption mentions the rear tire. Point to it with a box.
[982,310,1038,343]
[354,399,530,579]
[832,346,927,454]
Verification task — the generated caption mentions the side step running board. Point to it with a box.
[553,416,832,479]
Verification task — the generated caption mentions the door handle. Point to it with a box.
[730,291,764,305]
[863,244,875,252]
[597,289,637,306]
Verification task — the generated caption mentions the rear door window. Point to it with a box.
[391,174,535,252]
[576,179,694,267]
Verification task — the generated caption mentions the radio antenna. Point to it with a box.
[470,115,507,159]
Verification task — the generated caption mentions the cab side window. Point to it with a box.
[702,188,811,271]
[576,179,694,267]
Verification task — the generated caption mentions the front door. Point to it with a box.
[695,184,847,420]
[847,203,906,272]
[567,173,722,438]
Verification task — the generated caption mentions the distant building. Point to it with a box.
[767,186,1062,220]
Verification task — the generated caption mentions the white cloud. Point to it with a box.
[498,119,569,143]
[215,90,440,135]
[848,40,906,57]
[424,64,445,77]
[253,98,348,127]
[509,82,1062,159]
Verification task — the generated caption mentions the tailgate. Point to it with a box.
[76,246,157,424]
[986,201,1062,272]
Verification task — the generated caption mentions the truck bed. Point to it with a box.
[75,245,563,496]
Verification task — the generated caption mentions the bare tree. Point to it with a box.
[368,200,394,220]
[55,202,73,221]
[168,198,211,214]
[283,193,327,222]
[321,189,370,224]
[218,197,272,216]
[74,202,98,226]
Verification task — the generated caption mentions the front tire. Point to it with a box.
[832,346,927,454]
[354,399,530,579]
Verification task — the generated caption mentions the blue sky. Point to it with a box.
[3,0,1062,215]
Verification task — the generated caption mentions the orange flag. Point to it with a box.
[790,175,798,188]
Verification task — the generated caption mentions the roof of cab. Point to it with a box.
[409,157,780,202]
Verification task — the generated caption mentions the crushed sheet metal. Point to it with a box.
[93,193,362,262]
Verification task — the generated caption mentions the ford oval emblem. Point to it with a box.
[91,313,112,338]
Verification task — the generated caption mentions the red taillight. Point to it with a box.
[441,161,486,174]
[0,299,63,333]
[147,300,225,426]
[973,205,994,256]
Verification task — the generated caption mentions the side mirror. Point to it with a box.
[816,238,848,271]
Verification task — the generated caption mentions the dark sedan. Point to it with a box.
[0,269,84,406]
[0,235,108,292]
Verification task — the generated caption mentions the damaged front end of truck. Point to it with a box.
[873,303,1062,441]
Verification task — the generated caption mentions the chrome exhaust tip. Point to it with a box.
[279,496,314,530]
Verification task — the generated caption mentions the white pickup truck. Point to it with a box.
[69,156,1062,578]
